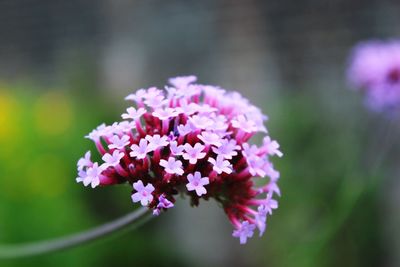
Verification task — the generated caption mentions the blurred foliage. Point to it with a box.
[0,81,389,267]
[254,90,386,267]
[0,82,188,267]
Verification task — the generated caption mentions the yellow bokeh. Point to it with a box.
[34,91,74,136]
[0,89,21,141]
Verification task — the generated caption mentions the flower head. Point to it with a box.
[348,40,400,112]
[76,76,282,243]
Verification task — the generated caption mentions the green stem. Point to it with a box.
[0,207,150,259]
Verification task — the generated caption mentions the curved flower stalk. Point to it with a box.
[77,76,283,244]
[347,40,400,112]
[0,207,150,259]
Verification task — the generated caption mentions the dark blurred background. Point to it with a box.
[1,1,400,266]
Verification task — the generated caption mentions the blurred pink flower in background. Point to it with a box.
[348,40,400,112]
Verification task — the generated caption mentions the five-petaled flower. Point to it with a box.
[159,157,184,175]
[232,221,256,245]
[121,107,146,120]
[145,135,169,151]
[76,162,105,189]
[208,155,233,174]
[102,150,124,168]
[76,76,282,244]
[130,139,149,159]
[186,172,210,196]
[182,143,206,164]
[131,180,155,206]
[77,151,92,171]
[108,135,130,150]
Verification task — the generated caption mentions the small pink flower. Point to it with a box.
[82,163,105,188]
[108,135,130,150]
[168,75,197,89]
[169,141,184,156]
[125,89,147,102]
[186,172,209,196]
[264,163,280,180]
[197,104,217,114]
[212,139,239,159]
[77,151,92,171]
[262,195,278,215]
[152,107,179,120]
[153,194,174,216]
[131,180,155,206]
[197,131,222,146]
[102,150,124,168]
[242,143,259,159]
[117,121,136,133]
[130,139,149,159]
[145,134,169,151]
[121,107,146,120]
[262,136,283,157]
[182,143,206,164]
[247,156,267,177]
[232,115,257,133]
[208,155,232,174]
[76,170,88,184]
[177,123,193,136]
[176,101,200,115]
[207,115,228,133]
[255,205,268,236]
[160,157,184,175]
[189,115,213,130]
[85,123,111,141]
[144,92,166,108]
[232,221,256,245]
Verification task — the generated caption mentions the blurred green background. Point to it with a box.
[1,1,400,267]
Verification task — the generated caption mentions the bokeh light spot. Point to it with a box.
[0,89,21,140]
[34,91,73,136]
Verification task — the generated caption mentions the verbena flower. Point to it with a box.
[347,40,400,112]
[76,76,282,244]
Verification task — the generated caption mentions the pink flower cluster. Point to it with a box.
[76,76,282,244]
[348,40,400,112]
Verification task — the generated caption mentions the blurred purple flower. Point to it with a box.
[348,40,400,112]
